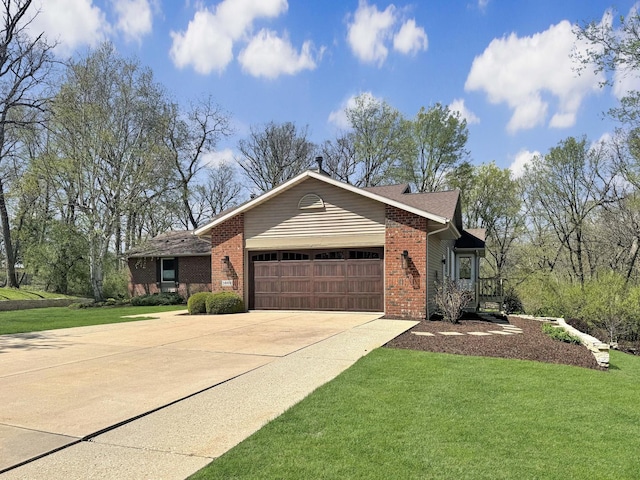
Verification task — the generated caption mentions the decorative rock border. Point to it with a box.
[514,315,609,368]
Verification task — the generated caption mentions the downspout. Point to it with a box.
[426,222,451,319]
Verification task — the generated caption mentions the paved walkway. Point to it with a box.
[0,310,416,479]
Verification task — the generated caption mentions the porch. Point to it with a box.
[477,277,505,309]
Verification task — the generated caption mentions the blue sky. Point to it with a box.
[32,0,639,177]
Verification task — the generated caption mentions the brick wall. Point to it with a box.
[128,256,211,298]
[385,206,428,319]
[211,213,245,305]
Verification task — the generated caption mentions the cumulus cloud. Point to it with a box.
[393,19,427,55]
[448,98,480,124]
[32,0,110,55]
[328,92,381,129]
[347,0,427,66]
[238,29,320,79]
[465,20,604,133]
[113,0,155,43]
[509,149,539,178]
[169,0,288,75]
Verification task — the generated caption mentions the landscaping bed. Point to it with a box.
[386,315,602,370]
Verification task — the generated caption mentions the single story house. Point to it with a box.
[127,230,212,298]
[193,169,485,320]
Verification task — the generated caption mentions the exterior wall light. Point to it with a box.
[401,250,410,271]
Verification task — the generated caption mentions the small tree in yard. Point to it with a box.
[434,278,474,323]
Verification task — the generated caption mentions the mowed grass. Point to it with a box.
[0,287,77,300]
[0,305,186,335]
[191,349,640,480]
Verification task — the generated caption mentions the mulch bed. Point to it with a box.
[385,314,603,370]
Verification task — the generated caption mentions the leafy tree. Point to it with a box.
[321,131,359,185]
[0,0,55,288]
[450,162,524,279]
[164,96,233,229]
[47,43,173,300]
[523,137,617,286]
[192,161,243,222]
[406,103,469,192]
[342,93,412,187]
[237,121,315,192]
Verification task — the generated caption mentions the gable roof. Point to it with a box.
[454,228,486,250]
[126,231,211,258]
[194,170,460,237]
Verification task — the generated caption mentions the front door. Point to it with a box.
[456,255,474,291]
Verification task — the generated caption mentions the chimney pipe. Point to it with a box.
[315,156,323,171]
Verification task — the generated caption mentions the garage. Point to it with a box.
[249,248,384,311]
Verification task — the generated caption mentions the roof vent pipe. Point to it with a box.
[315,156,323,171]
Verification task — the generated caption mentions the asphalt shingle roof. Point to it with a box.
[126,231,211,258]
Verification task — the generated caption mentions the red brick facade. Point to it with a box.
[384,206,428,319]
[211,213,245,302]
[128,256,211,298]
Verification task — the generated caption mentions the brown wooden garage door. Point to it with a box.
[250,249,383,311]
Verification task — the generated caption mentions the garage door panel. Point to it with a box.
[251,249,383,311]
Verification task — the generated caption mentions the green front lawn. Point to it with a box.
[0,305,186,335]
[191,349,640,480]
[0,287,77,300]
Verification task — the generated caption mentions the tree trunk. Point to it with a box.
[0,178,18,288]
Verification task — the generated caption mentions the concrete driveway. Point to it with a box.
[0,310,415,478]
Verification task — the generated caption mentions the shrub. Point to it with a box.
[131,292,184,307]
[205,292,245,314]
[541,322,581,344]
[434,279,474,324]
[102,269,129,300]
[503,287,524,314]
[188,292,214,314]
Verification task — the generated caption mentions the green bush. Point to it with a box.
[188,292,214,314]
[502,287,524,314]
[205,292,245,314]
[102,269,129,300]
[541,322,581,344]
[131,292,184,307]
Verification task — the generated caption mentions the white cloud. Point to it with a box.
[238,29,319,79]
[347,1,395,66]
[478,0,489,11]
[465,20,604,133]
[328,91,381,129]
[448,98,480,124]
[113,0,155,43]
[346,1,427,66]
[393,19,427,55]
[32,0,110,55]
[509,149,539,178]
[169,0,288,75]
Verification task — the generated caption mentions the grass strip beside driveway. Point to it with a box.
[0,305,186,335]
[191,349,640,480]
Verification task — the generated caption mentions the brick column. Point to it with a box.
[385,206,428,319]
[211,214,245,304]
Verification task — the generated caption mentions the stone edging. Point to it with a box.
[514,315,609,368]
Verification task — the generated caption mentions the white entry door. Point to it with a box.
[456,255,474,291]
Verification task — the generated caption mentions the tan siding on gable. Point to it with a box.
[245,178,385,249]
